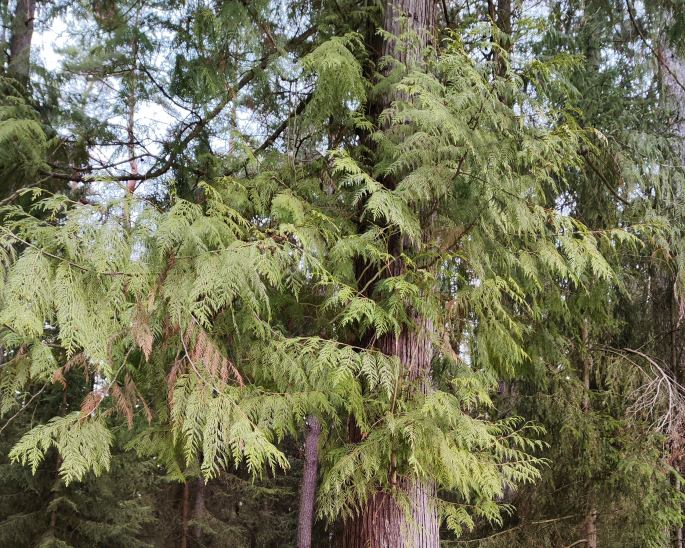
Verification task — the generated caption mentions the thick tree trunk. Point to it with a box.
[340,477,438,548]
[342,1,438,546]
[659,41,685,159]
[0,0,10,52]
[658,31,685,548]
[8,0,36,88]
[342,317,439,547]
[297,415,322,548]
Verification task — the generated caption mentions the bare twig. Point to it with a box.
[0,384,48,435]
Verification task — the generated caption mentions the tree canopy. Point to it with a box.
[1,1,685,547]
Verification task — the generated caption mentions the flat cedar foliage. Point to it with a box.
[0,0,685,547]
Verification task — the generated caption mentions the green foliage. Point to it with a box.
[10,413,112,485]
[1,0,685,545]
[0,78,48,194]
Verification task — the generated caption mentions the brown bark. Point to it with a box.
[341,1,439,546]
[297,415,322,548]
[342,320,438,547]
[341,316,439,547]
[191,478,206,542]
[340,477,438,548]
[365,0,435,118]
[180,481,190,548]
[378,0,434,68]
[584,509,598,548]
[8,0,36,88]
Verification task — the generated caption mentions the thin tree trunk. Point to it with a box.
[8,0,36,88]
[580,321,597,545]
[180,481,190,548]
[126,12,140,194]
[297,415,322,548]
[584,509,598,548]
[581,322,592,413]
[191,478,206,543]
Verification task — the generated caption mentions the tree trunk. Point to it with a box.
[0,0,10,52]
[658,27,685,547]
[297,415,322,548]
[191,478,206,543]
[180,481,190,548]
[341,317,439,547]
[584,509,598,548]
[126,11,140,194]
[340,477,438,548]
[580,321,598,545]
[342,1,438,546]
[8,0,36,88]
[581,321,592,413]
[488,0,512,83]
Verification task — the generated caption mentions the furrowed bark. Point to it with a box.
[297,415,322,548]
[342,1,439,546]
[658,21,685,547]
[342,315,439,547]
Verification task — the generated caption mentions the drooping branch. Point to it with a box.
[254,93,314,155]
[625,0,685,94]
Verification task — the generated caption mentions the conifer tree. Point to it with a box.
[1,1,685,547]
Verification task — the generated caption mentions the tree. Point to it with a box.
[1,1,685,547]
